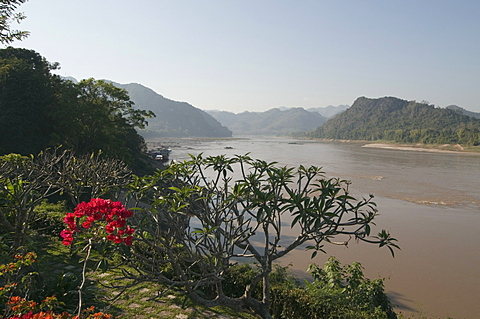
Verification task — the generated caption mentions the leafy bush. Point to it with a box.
[31,200,70,237]
[209,258,396,319]
[270,256,396,319]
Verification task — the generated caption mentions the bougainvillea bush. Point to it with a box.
[60,198,135,246]
[0,198,137,318]
[59,198,135,318]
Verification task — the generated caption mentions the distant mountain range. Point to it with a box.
[112,83,232,138]
[276,105,349,118]
[306,105,350,118]
[65,77,480,143]
[116,82,349,137]
[307,96,480,145]
[206,108,329,136]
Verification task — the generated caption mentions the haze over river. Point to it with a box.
[151,137,480,318]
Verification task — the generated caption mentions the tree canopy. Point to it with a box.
[0,47,154,170]
[0,0,29,44]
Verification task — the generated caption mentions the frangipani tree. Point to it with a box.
[124,154,399,319]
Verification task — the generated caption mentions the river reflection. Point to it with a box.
[149,137,480,318]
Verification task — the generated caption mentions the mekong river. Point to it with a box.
[150,137,480,318]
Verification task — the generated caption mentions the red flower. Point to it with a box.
[82,221,92,229]
[105,223,115,233]
[62,237,73,246]
[60,229,73,238]
[125,226,135,235]
[60,198,135,246]
[114,218,126,228]
[124,236,133,246]
[119,209,133,218]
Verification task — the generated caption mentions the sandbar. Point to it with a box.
[362,143,480,155]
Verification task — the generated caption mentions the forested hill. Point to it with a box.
[206,108,327,136]
[307,96,480,145]
[113,82,232,138]
[446,105,480,119]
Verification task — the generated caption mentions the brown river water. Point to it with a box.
[148,137,480,318]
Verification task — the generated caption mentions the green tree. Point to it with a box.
[0,47,57,155]
[123,154,399,319]
[0,48,154,170]
[51,78,154,167]
[0,0,29,44]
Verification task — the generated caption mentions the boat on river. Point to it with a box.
[148,148,171,161]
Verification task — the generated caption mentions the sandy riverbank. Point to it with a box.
[362,143,480,154]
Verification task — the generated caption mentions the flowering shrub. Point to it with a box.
[0,252,36,276]
[1,256,114,319]
[1,252,37,309]
[4,296,112,318]
[58,198,135,317]
[60,198,134,246]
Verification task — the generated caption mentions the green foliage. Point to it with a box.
[0,250,113,318]
[0,149,399,318]
[31,200,69,237]
[0,48,153,171]
[0,148,132,250]
[124,154,398,319]
[0,252,38,314]
[64,79,154,165]
[0,47,56,155]
[0,150,61,249]
[267,257,396,319]
[208,260,396,319]
[308,97,480,146]
[0,0,29,44]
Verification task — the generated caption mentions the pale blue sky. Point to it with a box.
[12,0,480,112]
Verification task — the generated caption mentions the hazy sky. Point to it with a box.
[12,0,480,113]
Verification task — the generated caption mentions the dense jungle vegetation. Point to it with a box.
[307,96,480,146]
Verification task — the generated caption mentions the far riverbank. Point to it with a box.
[298,137,480,154]
[363,142,480,154]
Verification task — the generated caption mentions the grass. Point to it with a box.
[88,265,257,319]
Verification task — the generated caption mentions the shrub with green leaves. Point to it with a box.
[270,256,396,319]
[32,200,70,236]
[124,154,398,319]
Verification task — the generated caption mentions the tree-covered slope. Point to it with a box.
[207,107,327,136]
[308,96,480,145]
[114,83,232,138]
[446,105,480,119]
